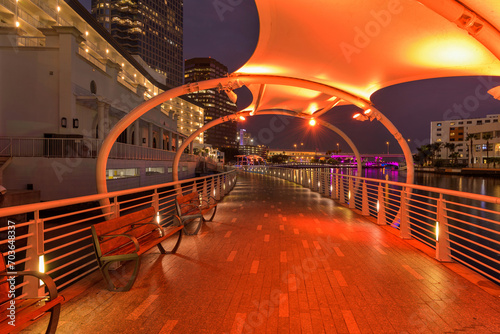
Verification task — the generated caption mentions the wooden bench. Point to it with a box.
[0,256,64,334]
[91,207,183,292]
[175,191,218,235]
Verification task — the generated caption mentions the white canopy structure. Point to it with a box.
[96,0,500,197]
[237,0,500,115]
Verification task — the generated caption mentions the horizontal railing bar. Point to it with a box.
[450,254,500,284]
[56,266,99,290]
[42,203,114,223]
[50,254,96,278]
[0,170,236,217]
[45,227,91,244]
[45,244,94,266]
[444,209,500,229]
[443,199,500,217]
[447,232,500,264]
[444,223,500,245]
[45,235,93,255]
[449,248,499,276]
[444,214,500,235]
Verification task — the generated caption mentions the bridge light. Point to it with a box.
[436,221,439,241]
[309,118,316,126]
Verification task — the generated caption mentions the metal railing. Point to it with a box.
[0,171,237,298]
[244,166,500,285]
[0,137,200,162]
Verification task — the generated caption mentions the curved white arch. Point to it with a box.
[96,75,414,202]
[172,111,364,183]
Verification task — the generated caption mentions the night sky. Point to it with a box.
[78,0,500,154]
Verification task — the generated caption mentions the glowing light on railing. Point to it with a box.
[436,222,439,241]
[15,21,20,27]
[106,49,109,54]
[57,6,61,12]
[348,191,351,199]
[85,31,89,36]
[376,200,380,212]
[39,255,45,273]
[156,212,160,224]
[309,118,316,126]
[239,116,246,121]
[39,255,45,286]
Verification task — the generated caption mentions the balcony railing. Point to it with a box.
[0,137,197,162]
[244,166,500,286]
[0,171,237,298]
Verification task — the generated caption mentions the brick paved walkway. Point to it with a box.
[24,172,500,333]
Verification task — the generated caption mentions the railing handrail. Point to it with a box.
[0,170,236,217]
[262,166,500,204]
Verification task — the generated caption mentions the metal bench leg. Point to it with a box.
[183,217,202,235]
[203,205,217,222]
[102,257,141,292]
[45,303,61,334]
[164,228,183,254]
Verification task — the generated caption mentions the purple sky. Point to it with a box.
[78,0,500,154]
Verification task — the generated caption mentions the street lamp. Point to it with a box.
[336,142,339,153]
[294,143,297,151]
[386,141,390,154]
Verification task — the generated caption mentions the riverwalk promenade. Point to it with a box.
[23,172,500,333]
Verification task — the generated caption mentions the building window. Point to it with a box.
[146,167,165,175]
[477,120,482,125]
[450,122,455,126]
[467,121,472,124]
[106,168,139,179]
[437,123,442,126]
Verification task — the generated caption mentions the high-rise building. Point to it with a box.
[91,0,183,87]
[184,57,238,149]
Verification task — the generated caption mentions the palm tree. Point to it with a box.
[444,142,455,165]
[466,133,475,168]
[431,141,443,165]
[483,133,493,167]
[416,144,432,166]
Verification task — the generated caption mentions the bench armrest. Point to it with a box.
[100,233,140,253]
[0,271,60,302]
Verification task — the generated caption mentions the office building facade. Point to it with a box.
[184,57,238,149]
[91,0,183,87]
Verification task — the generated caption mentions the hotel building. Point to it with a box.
[185,57,238,149]
[430,114,500,166]
[91,0,183,87]
[0,0,205,201]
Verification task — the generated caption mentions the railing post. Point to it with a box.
[348,177,355,209]
[339,176,346,204]
[377,184,386,225]
[361,180,369,216]
[23,211,45,298]
[192,180,197,195]
[113,196,120,219]
[436,194,452,262]
[151,189,160,213]
[215,175,221,200]
[203,179,208,201]
[399,187,411,239]
[323,171,330,197]
[333,174,339,200]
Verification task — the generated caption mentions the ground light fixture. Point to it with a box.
[309,118,316,126]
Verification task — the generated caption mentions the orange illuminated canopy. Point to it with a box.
[235,0,500,115]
